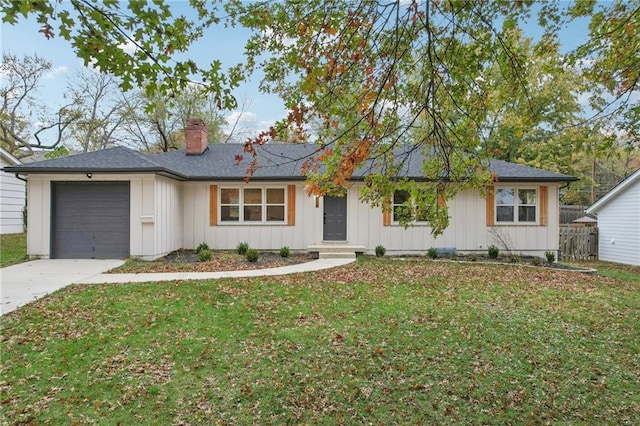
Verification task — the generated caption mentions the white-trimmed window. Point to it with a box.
[392,190,430,223]
[220,188,240,222]
[496,187,537,223]
[220,187,286,223]
[266,188,286,222]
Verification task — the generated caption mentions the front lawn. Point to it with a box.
[1,260,638,424]
[0,232,27,267]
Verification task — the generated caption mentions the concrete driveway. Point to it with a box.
[0,259,124,315]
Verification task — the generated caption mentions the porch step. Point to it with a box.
[319,252,357,259]
[307,243,366,259]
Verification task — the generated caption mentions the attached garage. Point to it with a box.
[51,182,130,259]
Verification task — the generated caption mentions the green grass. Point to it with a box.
[1,260,638,424]
[0,232,27,267]
[564,260,640,283]
[595,265,640,283]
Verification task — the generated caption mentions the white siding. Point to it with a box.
[26,174,563,259]
[182,181,561,256]
[26,177,49,258]
[596,180,640,266]
[26,174,166,260]
[344,183,560,256]
[0,156,26,234]
[182,182,321,251]
[153,177,182,258]
[128,175,182,260]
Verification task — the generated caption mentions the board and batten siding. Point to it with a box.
[129,175,183,260]
[595,180,640,266]
[0,154,26,234]
[346,183,560,256]
[181,182,321,251]
[153,176,182,259]
[25,175,563,259]
[25,174,178,260]
[181,181,560,256]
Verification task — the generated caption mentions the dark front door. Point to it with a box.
[51,182,130,259]
[323,196,347,241]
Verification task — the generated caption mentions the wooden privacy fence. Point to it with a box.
[559,226,598,261]
[560,205,589,224]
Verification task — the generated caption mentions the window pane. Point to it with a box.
[244,205,262,221]
[519,189,536,205]
[519,206,536,222]
[496,188,514,205]
[267,206,285,222]
[267,188,285,204]
[221,206,239,222]
[393,190,410,204]
[393,206,412,222]
[416,206,430,222]
[221,188,239,204]
[497,206,514,222]
[244,188,262,204]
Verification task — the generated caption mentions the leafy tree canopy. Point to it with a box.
[2,0,638,234]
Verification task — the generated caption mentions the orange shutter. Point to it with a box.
[287,185,296,226]
[486,185,495,226]
[539,186,548,226]
[382,197,391,226]
[209,185,218,226]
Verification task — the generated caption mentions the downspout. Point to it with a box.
[14,173,28,233]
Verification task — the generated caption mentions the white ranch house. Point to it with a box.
[3,120,576,260]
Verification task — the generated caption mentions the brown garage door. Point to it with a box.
[51,182,130,259]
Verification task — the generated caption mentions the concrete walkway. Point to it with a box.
[0,258,355,315]
[80,258,355,284]
[1,259,125,315]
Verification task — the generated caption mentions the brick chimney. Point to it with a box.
[185,118,208,155]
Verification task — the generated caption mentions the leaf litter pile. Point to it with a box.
[1,259,638,424]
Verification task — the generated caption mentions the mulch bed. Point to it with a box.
[393,254,596,272]
[111,250,595,275]
[110,249,314,274]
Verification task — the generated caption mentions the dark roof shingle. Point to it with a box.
[3,143,577,182]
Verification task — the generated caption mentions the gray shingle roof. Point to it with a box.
[150,144,320,180]
[2,146,180,175]
[488,159,576,182]
[3,143,577,182]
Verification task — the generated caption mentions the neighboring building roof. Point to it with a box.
[0,147,22,166]
[20,151,47,163]
[573,216,597,223]
[3,143,577,183]
[586,168,640,214]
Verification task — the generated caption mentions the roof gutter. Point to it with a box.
[2,167,188,181]
[2,167,579,184]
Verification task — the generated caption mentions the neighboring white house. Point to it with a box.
[3,119,576,260]
[586,169,640,266]
[0,147,26,234]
